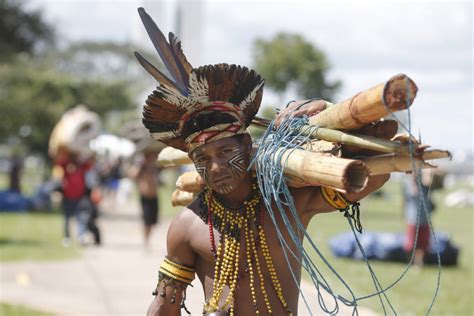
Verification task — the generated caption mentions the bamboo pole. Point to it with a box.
[174,148,451,196]
[308,74,418,130]
[270,149,369,193]
[171,189,196,207]
[161,153,369,194]
[420,150,451,160]
[297,126,413,154]
[157,147,191,167]
[176,171,205,192]
[361,150,451,175]
[362,155,432,175]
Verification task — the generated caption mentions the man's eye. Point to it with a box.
[195,157,208,164]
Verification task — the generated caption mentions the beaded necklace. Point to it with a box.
[200,181,293,316]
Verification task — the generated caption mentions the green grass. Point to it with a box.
[304,180,473,315]
[0,212,81,262]
[0,303,54,316]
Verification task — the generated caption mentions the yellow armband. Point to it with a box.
[159,257,195,285]
[320,186,350,210]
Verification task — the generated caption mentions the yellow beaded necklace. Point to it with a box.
[201,181,293,316]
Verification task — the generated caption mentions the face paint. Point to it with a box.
[216,183,234,195]
[191,137,249,195]
[227,149,246,180]
[194,162,209,184]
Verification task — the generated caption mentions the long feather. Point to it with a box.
[169,32,193,74]
[134,52,177,89]
[138,7,189,96]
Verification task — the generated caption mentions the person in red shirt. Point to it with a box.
[55,151,92,246]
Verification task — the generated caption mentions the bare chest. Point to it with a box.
[190,208,304,314]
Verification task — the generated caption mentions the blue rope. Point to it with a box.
[250,82,441,314]
[252,116,359,315]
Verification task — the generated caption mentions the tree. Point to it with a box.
[0,0,55,61]
[252,32,341,101]
[0,1,164,157]
[0,59,137,155]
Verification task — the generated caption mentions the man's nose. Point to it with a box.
[209,159,225,173]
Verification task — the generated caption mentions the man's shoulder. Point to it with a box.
[167,200,206,249]
[170,199,205,228]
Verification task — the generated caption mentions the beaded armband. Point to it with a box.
[320,187,363,233]
[152,257,195,314]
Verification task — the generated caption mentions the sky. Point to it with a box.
[28,0,473,155]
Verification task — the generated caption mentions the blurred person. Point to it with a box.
[55,150,92,246]
[129,150,161,248]
[103,157,123,199]
[9,152,23,193]
[80,156,102,245]
[402,169,436,268]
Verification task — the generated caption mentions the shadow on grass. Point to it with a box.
[0,238,44,246]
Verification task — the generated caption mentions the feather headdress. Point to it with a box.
[135,7,265,152]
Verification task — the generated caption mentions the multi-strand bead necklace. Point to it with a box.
[200,181,293,315]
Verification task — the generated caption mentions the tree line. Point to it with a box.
[0,0,340,157]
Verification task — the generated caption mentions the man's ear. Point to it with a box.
[188,150,194,161]
[242,133,252,153]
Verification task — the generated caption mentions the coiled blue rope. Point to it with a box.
[250,86,441,315]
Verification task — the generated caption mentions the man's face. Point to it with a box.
[190,136,250,195]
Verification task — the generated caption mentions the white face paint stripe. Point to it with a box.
[228,152,246,179]
[216,183,234,195]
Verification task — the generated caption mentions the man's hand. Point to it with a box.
[274,99,329,128]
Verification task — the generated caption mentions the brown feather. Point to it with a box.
[169,32,193,75]
[138,7,189,95]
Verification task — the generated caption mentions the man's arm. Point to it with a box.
[147,209,197,316]
[298,174,390,220]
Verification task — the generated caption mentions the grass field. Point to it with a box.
[304,180,473,315]
[0,303,54,316]
[0,212,80,262]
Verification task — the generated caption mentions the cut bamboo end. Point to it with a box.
[308,73,418,130]
[345,161,370,193]
[382,74,418,111]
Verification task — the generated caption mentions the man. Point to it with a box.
[135,8,389,315]
[129,150,161,247]
[403,169,435,268]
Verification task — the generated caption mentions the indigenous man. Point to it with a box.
[135,8,389,316]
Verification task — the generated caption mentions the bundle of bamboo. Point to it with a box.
[155,74,450,206]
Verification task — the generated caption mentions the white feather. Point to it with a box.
[188,72,209,105]
[239,80,264,111]
[151,130,179,141]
